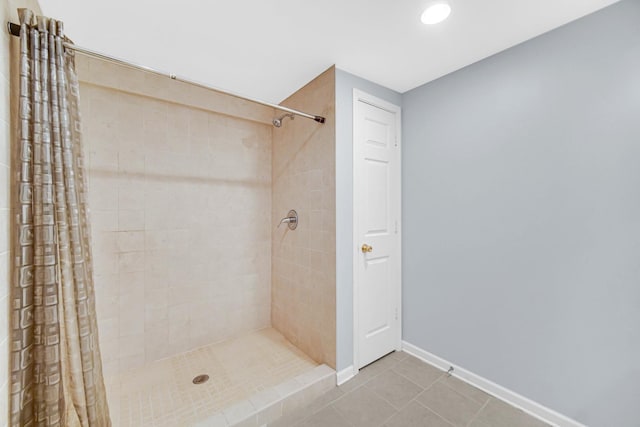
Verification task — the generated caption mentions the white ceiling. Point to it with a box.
[39,0,620,102]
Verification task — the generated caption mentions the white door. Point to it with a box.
[353,90,401,369]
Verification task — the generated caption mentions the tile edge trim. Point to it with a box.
[401,341,586,427]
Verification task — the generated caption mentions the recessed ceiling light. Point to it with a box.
[421,2,452,25]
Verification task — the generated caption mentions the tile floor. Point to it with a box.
[268,351,550,427]
[105,328,318,426]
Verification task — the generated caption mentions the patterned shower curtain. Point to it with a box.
[9,9,111,427]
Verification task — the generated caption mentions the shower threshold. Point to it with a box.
[105,328,335,426]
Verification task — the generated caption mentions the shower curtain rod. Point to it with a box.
[6,21,326,124]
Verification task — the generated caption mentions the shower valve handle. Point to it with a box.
[278,217,294,226]
[278,210,298,230]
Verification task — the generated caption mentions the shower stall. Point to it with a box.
[76,53,336,426]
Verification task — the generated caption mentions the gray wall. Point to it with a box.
[402,1,640,426]
[335,69,402,371]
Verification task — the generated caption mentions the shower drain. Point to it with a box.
[192,374,209,385]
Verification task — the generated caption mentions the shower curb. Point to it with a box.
[192,364,336,427]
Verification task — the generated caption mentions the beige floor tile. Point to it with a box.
[383,401,453,427]
[332,386,396,427]
[468,420,491,427]
[416,382,483,427]
[276,352,551,427]
[473,398,550,427]
[300,406,352,427]
[365,370,423,409]
[437,375,491,406]
[392,356,444,389]
[304,386,345,415]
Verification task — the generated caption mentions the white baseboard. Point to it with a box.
[401,341,586,427]
[336,365,356,386]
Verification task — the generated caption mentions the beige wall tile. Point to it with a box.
[118,209,145,231]
[119,334,145,358]
[91,210,119,232]
[83,73,273,373]
[116,231,145,253]
[118,251,145,273]
[272,67,337,368]
[144,321,170,361]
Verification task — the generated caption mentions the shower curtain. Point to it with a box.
[9,9,111,427]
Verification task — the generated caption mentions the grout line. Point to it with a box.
[437,375,488,407]
[378,408,398,427]
[328,401,357,427]
[466,398,491,427]
[391,361,445,390]
[411,380,477,427]
[411,398,456,427]
[310,389,346,415]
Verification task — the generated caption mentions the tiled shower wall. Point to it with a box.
[77,57,274,375]
[272,67,337,368]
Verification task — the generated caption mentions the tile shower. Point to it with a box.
[77,56,336,425]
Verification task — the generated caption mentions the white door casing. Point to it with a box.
[353,90,402,370]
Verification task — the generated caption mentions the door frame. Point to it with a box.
[352,89,402,371]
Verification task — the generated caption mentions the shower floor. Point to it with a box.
[105,328,318,426]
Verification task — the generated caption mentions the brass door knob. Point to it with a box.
[361,244,373,253]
